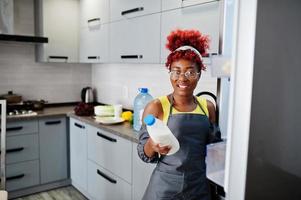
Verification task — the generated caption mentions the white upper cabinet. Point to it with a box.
[80,0,109,28]
[162,0,220,11]
[110,13,161,63]
[161,2,220,63]
[36,0,79,63]
[110,0,161,22]
[80,23,109,63]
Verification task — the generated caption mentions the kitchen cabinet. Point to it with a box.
[110,13,161,63]
[70,118,88,193]
[80,0,109,28]
[87,126,132,183]
[87,160,132,200]
[132,143,156,200]
[110,0,161,22]
[162,0,219,11]
[4,120,40,192]
[80,24,109,63]
[36,0,79,63]
[39,117,68,184]
[161,2,220,63]
[6,160,40,192]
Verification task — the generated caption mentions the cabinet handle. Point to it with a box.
[97,169,117,184]
[0,147,25,154]
[88,56,100,59]
[48,56,68,61]
[6,126,23,132]
[121,7,144,16]
[121,55,143,59]
[0,174,25,181]
[45,120,61,125]
[97,132,117,142]
[74,122,85,129]
[87,18,100,23]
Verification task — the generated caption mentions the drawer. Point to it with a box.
[6,120,38,136]
[6,160,40,191]
[87,126,132,183]
[87,160,131,200]
[5,134,39,164]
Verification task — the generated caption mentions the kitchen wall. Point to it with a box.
[92,63,217,109]
[0,43,91,103]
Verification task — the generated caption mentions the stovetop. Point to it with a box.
[7,109,38,118]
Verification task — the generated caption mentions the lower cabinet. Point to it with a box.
[6,160,40,191]
[87,160,132,200]
[39,117,68,184]
[69,117,157,200]
[132,143,156,200]
[69,118,88,193]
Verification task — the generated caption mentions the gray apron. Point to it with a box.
[142,97,211,200]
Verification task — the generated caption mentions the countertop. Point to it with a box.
[5,105,226,188]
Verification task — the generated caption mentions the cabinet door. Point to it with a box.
[87,126,132,183]
[39,117,68,184]
[161,2,220,63]
[80,24,109,63]
[132,143,156,200]
[70,118,88,192]
[162,0,218,11]
[37,0,79,63]
[80,0,109,28]
[88,160,131,200]
[110,0,161,22]
[6,120,38,136]
[110,13,161,63]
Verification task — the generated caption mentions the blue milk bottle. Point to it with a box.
[133,88,153,131]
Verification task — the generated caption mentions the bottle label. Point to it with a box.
[139,109,144,125]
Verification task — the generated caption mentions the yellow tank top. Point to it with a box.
[158,96,209,124]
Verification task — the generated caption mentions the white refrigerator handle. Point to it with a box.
[0,100,6,190]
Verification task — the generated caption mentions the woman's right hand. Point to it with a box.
[145,137,171,156]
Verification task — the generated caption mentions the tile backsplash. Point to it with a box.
[92,63,217,109]
[0,43,91,103]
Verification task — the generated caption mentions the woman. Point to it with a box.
[137,29,217,200]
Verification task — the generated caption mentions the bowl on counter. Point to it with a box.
[94,105,114,117]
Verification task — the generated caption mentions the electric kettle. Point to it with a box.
[81,87,94,103]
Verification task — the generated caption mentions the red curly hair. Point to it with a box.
[165,29,210,71]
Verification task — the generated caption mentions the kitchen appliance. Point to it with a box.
[0,99,7,191]
[0,0,48,43]
[81,87,94,103]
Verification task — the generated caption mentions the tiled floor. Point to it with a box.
[12,186,87,200]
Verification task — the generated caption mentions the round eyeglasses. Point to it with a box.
[169,70,200,80]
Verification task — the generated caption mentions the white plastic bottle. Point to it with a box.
[133,88,153,131]
[143,114,180,155]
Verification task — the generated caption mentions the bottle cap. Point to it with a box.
[139,88,148,93]
[144,114,155,126]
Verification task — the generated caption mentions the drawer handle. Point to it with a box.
[121,7,144,16]
[121,55,143,59]
[97,132,117,142]
[7,147,24,154]
[7,126,23,132]
[48,56,68,60]
[45,120,61,125]
[97,169,117,184]
[6,174,25,181]
[87,18,100,23]
[74,122,85,129]
[0,147,24,154]
[88,56,100,59]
